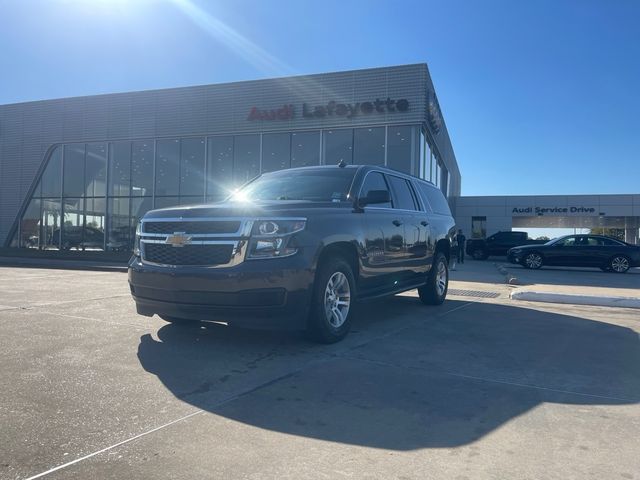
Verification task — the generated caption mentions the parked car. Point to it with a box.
[466,231,547,260]
[129,165,456,343]
[51,225,105,250]
[507,234,640,273]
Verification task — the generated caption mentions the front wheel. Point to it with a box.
[307,258,356,343]
[418,252,449,305]
[523,252,543,269]
[609,256,630,273]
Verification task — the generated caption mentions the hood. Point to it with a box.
[143,200,352,219]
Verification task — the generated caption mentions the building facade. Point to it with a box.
[0,63,460,252]
[455,195,640,244]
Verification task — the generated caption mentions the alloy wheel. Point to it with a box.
[610,256,630,273]
[435,259,448,296]
[324,272,351,328]
[525,253,542,269]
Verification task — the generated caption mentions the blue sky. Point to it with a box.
[1,0,639,198]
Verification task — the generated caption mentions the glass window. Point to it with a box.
[40,146,62,198]
[233,135,260,187]
[556,236,577,247]
[85,143,107,197]
[154,196,181,209]
[430,152,437,184]
[387,175,417,210]
[156,139,180,196]
[359,171,391,208]
[41,198,61,249]
[354,127,385,166]
[109,142,131,197]
[84,197,105,250]
[291,131,320,168]
[20,198,41,248]
[63,144,85,197]
[323,129,353,165]
[601,237,624,246]
[441,168,449,196]
[233,168,356,202]
[107,197,131,252]
[419,131,426,179]
[207,136,234,199]
[131,141,153,197]
[387,126,414,174]
[180,137,205,197]
[131,197,153,227]
[416,182,451,215]
[61,198,84,250]
[262,133,291,173]
[471,216,487,239]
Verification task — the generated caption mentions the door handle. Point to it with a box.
[420,220,429,227]
[392,220,403,227]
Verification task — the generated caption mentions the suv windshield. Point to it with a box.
[231,168,356,202]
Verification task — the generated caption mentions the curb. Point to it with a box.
[510,290,640,309]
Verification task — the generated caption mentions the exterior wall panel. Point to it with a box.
[0,64,461,246]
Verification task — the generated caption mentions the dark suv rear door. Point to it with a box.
[385,174,428,283]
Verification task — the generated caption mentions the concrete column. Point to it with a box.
[625,227,639,245]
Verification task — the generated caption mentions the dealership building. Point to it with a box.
[0,63,638,256]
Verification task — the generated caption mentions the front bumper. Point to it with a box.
[128,252,315,330]
[507,251,524,264]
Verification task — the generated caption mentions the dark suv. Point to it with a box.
[129,165,456,342]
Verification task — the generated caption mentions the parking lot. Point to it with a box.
[1,262,639,480]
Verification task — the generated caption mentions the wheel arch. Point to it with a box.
[435,238,450,263]
[315,241,360,282]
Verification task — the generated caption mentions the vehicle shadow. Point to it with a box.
[137,298,640,450]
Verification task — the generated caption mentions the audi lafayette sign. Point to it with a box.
[247,97,409,121]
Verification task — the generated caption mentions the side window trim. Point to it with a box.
[358,170,394,210]
[385,174,418,212]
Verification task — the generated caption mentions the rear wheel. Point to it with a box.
[609,255,630,273]
[523,252,543,269]
[307,258,355,343]
[418,252,449,305]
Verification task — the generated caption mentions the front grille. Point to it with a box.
[143,243,234,266]
[143,221,241,235]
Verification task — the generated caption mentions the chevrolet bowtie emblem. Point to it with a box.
[165,232,192,247]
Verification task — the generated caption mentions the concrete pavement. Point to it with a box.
[0,264,639,480]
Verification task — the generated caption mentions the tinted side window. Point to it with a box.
[360,172,391,208]
[601,237,624,246]
[387,175,417,211]
[417,182,451,215]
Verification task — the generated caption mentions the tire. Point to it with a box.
[609,255,630,273]
[418,252,449,305]
[523,252,543,269]
[306,258,356,344]
[472,249,487,260]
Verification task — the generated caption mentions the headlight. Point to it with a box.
[247,218,306,259]
[251,219,306,236]
[133,222,141,256]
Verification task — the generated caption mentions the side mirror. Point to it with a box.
[359,189,390,207]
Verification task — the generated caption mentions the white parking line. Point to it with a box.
[24,410,205,480]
